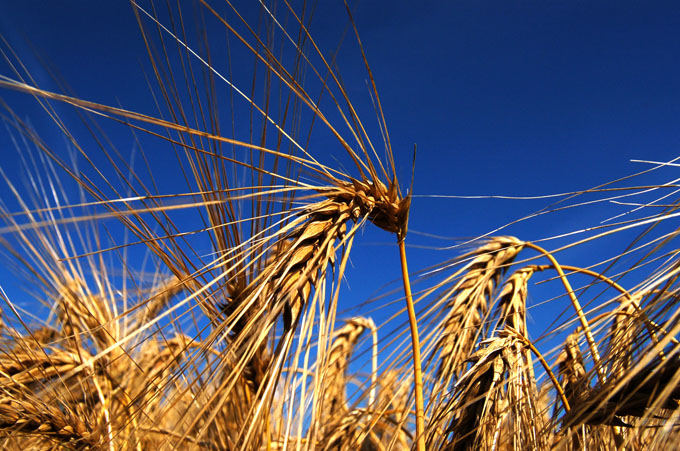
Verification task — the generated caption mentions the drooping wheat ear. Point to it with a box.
[555,330,592,449]
[557,331,588,413]
[0,392,97,448]
[493,266,534,336]
[225,177,405,342]
[219,183,372,337]
[434,335,519,450]
[433,236,524,390]
[186,184,375,446]
[326,175,426,450]
[605,293,644,379]
[216,188,361,376]
[429,266,546,449]
[556,346,680,449]
[492,267,548,450]
[318,317,374,444]
[0,347,87,389]
[320,409,382,451]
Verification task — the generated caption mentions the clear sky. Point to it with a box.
[1,1,680,360]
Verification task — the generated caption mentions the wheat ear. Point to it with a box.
[433,237,524,390]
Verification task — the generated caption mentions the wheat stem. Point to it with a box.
[398,238,425,451]
[532,263,663,351]
[524,242,606,383]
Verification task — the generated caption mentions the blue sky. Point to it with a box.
[1,1,680,372]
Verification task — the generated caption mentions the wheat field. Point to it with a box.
[0,1,679,450]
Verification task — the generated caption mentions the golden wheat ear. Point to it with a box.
[427,262,547,450]
[431,237,524,390]
[315,317,380,449]
[433,336,511,450]
[0,393,98,448]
